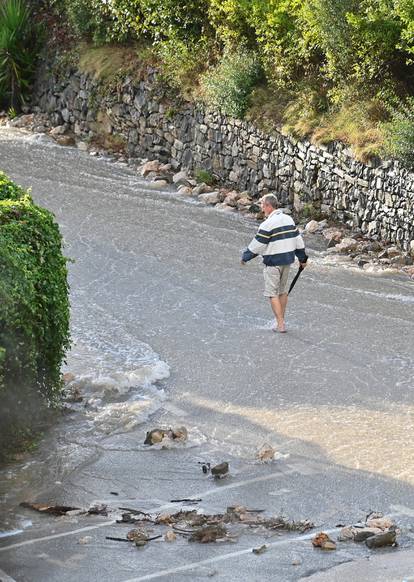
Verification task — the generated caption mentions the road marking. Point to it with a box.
[0,521,116,552]
[0,468,293,552]
[120,528,340,582]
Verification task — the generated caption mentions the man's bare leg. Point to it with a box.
[279,292,288,320]
[269,297,286,332]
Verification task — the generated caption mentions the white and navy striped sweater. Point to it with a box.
[242,209,307,266]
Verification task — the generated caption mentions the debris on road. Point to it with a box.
[256,443,276,463]
[78,536,93,545]
[170,498,202,503]
[20,502,81,516]
[365,529,397,548]
[164,530,177,542]
[88,503,108,516]
[252,544,268,555]
[189,525,228,543]
[211,462,229,479]
[144,426,188,446]
[337,512,398,548]
[312,532,337,550]
[199,462,210,474]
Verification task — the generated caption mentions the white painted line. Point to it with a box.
[121,528,340,582]
[0,567,17,582]
[0,521,116,552]
[0,468,291,552]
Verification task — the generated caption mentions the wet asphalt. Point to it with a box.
[0,129,414,581]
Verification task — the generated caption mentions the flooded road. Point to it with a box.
[1,128,414,581]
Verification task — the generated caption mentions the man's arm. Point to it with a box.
[295,231,308,266]
[241,228,270,264]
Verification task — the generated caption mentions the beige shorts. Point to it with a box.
[263,265,291,297]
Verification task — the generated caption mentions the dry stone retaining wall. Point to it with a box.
[33,64,414,252]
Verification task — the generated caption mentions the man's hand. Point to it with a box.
[240,260,246,266]
[299,261,307,268]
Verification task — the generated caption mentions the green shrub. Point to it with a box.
[382,95,414,168]
[0,0,42,109]
[200,47,262,118]
[0,173,70,429]
[156,37,211,95]
[195,168,215,185]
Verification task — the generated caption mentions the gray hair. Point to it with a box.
[261,194,279,209]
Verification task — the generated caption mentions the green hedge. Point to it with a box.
[0,172,70,441]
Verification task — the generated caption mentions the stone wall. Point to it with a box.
[33,64,414,252]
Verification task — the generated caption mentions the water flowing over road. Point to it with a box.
[1,128,414,581]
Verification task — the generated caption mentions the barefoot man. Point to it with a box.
[241,194,308,333]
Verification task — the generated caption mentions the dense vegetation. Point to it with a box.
[0,172,70,457]
[45,0,414,163]
[0,0,42,111]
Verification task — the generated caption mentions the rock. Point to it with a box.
[256,443,275,463]
[171,426,188,442]
[198,191,220,205]
[318,219,328,229]
[141,160,161,176]
[78,536,92,545]
[192,183,210,196]
[353,528,380,542]
[211,462,229,478]
[365,529,397,548]
[322,228,343,243]
[177,185,193,196]
[312,532,336,549]
[386,245,401,258]
[410,239,414,258]
[144,428,165,445]
[172,170,190,186]
[76,141,88,151]
[252,544,268,555]
[338,526,356,541]
[10,114,34,128]
[305,220,320,233]
[54,135,75,147]
[50,125,67,136]
[366,516,395,530]
[224,190,240,207]
[334,237,359,253]
[164,530,176,542]
[237,196,252,209]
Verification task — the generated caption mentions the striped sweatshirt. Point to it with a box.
[242,209,307,266]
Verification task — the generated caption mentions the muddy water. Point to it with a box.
[1,128,414,540]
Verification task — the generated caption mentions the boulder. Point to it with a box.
[50,125,67,136]
[192,183,211,196]
[334,237,359,253]
[224,191,240,207]
[199,191,220,205]
[55,135,75,147]
[141,160,161,176]
[177,185,193,196]
[172,170,190,186]
[305,220,320,234]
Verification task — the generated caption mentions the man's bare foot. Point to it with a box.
[272,324,287,333]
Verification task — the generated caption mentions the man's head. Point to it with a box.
[260,194,279,217]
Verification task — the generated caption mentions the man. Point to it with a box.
[241,194,307,333]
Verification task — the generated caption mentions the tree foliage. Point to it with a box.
[0,173,70,411]
[0,0,42,109]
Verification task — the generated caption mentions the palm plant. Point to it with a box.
[0,0,39,110]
